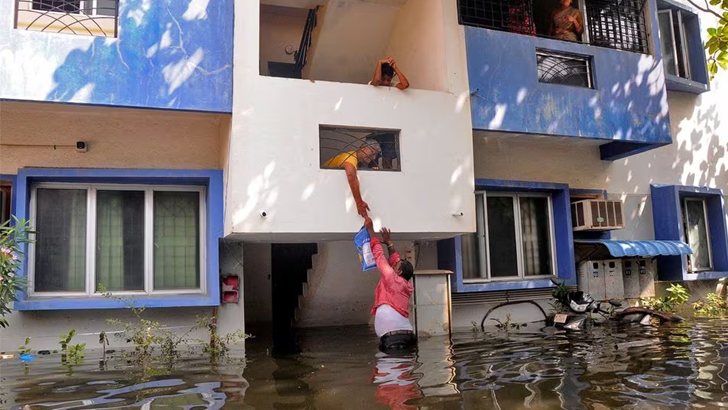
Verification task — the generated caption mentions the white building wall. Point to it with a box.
[228,0,475,241]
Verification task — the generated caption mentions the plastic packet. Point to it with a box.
[354,226,377,271]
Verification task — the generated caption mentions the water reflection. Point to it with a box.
[1,319,728,409]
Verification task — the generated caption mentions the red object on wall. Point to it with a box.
[221,275,240,304]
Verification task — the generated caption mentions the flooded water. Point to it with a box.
[2,318,727,409]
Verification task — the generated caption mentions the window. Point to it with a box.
[29,183,205,296]
[458,0,649,53]
[682,198,712,272]
[0,181,11,226]
[656,2,708,89]
[320,126,401,171]
[537,50,593,88]
[16,0,118,37]
[463,193,556,280]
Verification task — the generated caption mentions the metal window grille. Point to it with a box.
[319,126,401,172]
[458,0,535,35]
[537,50,593,88]
[585,0,649,53]
[16,0,119,37]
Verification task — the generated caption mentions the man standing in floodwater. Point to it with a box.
[363,216,416,351]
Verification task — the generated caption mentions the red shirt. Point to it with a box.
[370,237,414,318]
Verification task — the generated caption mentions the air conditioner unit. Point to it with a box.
[571,199,624,231]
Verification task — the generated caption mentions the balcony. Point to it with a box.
[0,0,233,112]
[460,0,673,160]
[225,0,476,240]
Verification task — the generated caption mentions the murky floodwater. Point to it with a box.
[2,318,727,409]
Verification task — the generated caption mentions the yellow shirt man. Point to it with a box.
[323,151,359,169]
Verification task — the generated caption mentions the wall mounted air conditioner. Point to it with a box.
[571,199,624,231]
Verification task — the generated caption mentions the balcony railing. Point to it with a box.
[458,0,649,54]
[15,0,119,37]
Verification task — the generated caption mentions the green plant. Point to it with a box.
[0,218,33,328]
[550,280,570,314]
[641,283,690,313]
[491,314,524,333]
[17,337,31,355]
[667,283,690,306]
[196,316,250,359]
[693,293,728,316]
[59,329,85,363]
[470,321,479,333]
[685,0,728,79]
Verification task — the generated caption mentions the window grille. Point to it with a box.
[458,0,536,35]
[16,0,118,37]
[585,0,649,53]
[537,50,593,88]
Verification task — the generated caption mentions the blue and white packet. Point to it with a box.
[354,227,377,271]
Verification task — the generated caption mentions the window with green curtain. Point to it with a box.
[153,191,200,290]
[96,190,145,291]
[35,188,87,292]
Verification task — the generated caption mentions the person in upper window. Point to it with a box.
[370,58,410,90]
[365,132,398,170]
[549,0,583,42]
[363,216,416,352]
[322,138,381,218]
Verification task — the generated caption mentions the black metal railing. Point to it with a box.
[585,0,649,53]
[458,0,649,54]
[537,50,593,88]
[294,6,320,69]
[16,0,118,37]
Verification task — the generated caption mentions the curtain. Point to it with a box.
[519,197,552,276]
[35,188,87,292]
[96,190,145,291]
[154,191,200,290]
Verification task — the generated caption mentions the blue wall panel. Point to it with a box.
[0,0,232,112]
[465,3,672,160]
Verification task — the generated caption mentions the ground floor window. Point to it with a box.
[463,192,556,281]
[29,183,205,296]
[682,197,712,272]
[0,179,11,225]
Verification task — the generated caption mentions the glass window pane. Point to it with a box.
[94,0,117,16]
[34,188,87,292]
[658,11,677,76]
[486,196,519,278]
[96,190,145,292]
[519,197,553,276]
[154,191,200,290]
[685,200,711,270]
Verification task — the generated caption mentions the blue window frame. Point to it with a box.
[439,179,575,292]
[13,168,223,310]
[657,0,710,93]
[651,184,728,281]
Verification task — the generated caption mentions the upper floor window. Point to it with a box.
[682,198,712,272]
[458,0,649,54]
[29,183,205,296]
[0,180,11,226]
[463,192,556,281]
[16,0,119,37]
[656,1,709,89]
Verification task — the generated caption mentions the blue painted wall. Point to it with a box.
[464,0,672,160]
[0,0,232,112]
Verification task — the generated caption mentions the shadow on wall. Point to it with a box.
[45,0,232,111]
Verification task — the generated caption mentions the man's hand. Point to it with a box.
[363,216,375,238]
[381,227,392,245]
[356,200,370,218]
[387,57,396,68]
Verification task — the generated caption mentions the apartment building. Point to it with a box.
[0,0,725,351]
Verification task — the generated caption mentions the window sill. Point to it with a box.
[665,73,709,94]
[14,294,219,311]
[683,270,728,281]
[458,278,556,293]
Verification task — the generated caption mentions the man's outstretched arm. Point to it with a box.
[344,162,370,217]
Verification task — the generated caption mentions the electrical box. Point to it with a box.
[578,259,624,301]
[622,258,656,298]
[221,275,240,303]
[571,200,624,231]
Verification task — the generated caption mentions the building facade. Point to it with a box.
[0,0,726,351]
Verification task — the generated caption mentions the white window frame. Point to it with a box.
[658,7,693,80]
[682,197,713,272]
[31,0,115,16]
[466,191,558,282]
[27,182,207,297]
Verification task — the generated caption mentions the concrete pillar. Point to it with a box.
[411,270,452,337]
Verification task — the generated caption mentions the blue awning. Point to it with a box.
[574,240,693,257]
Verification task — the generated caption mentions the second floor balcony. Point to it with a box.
[459,0,679,160]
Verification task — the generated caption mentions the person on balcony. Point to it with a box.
[549,0,583,42]
[363,216,416,352]
[370,58,410,90]
[323,138,381,218]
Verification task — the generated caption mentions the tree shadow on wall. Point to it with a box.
[45,0,232,112]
